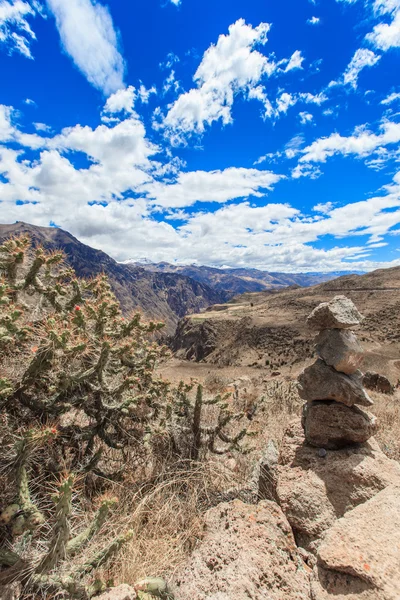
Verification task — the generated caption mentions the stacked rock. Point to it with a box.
[298,295,377,450]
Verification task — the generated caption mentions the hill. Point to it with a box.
[125,260,351,299]
[0,222,225,334]
[171,267,400,381]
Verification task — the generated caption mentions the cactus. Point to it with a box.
[0,471,132,599]
[0,235,179,598]
[0,235,174,470]
[176,384,252,460]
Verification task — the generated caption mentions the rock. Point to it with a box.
[94,584,137,600]
[363,371,394,394]
[317,485,400,599]
[310,566,381,600]
[258,440,279,501]
[172,499,311,600]
[276,422,400,550]
[298,359,373,407]
[315,329,364,375]
[307,296,364,330]
[302,401,377,450]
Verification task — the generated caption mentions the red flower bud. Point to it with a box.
[74,305,81,311]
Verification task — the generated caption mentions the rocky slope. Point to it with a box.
[126,261,349,299]
[0,223,225,334]
[170,268,400,381]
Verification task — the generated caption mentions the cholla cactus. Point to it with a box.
[176,384,252,460]
[0,235,174,474]
[0,235,178,597]
[0,459,132,599]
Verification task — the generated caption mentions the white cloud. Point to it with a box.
[341,48,381,88]
[103,85,137,115]
[284,50,304,71]
[145,167,283,209]
[0,0,37,58]
[381,91,400,104]
[299,120,400,164]
[0,103,15,141]
[169,0,181,5]
[159,19,275,138]
[33,122,52,132]
[313,202,334,213]
[138,84,157,103]
[307,16,321,25]
[2,98,400,273]
[367,0,400,50]
[46,0,125,95]
[299,111,314,125]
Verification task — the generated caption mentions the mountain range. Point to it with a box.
[0,222,359,334]
[122,261,355,298]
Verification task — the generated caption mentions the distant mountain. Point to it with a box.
[0,223,225,334]
[124,260,359,299]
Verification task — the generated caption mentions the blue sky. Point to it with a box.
[0,0,400,271]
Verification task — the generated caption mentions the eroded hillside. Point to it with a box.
[171,269,400,381]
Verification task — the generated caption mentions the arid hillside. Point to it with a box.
[171,267,400,382]
[0,223,225,334]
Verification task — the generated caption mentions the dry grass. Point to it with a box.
[96,460,235,587]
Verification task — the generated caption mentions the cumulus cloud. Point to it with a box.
[299,111,314,124]
[103,85,137,115]
[158,19,275,138]
[307,16,321,25]
[46,0,125,95]
[0,0,37,58]
[367,0,400,50]
[145,168,283,209]
[298,120,400,164]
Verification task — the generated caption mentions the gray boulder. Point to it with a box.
[302,400,377,450]
[316,329,364,375]
[307,296,364,330]
[298,359,373,407]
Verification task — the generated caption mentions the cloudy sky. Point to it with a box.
[0,0,400,271]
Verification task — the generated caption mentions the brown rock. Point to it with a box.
[298,359,373,407]
[172,499,311,600]
[276,422,400,549]
[316,329,364,375]
[302,401,377,450]
[94,584,137,600]
[363,371,394,394]
[310,566,382,600]
[317,485,400,599]
[307,296,364,330]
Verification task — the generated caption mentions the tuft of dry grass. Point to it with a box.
[95,460,236,587]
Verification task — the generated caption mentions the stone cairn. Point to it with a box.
[297,295,377,450]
